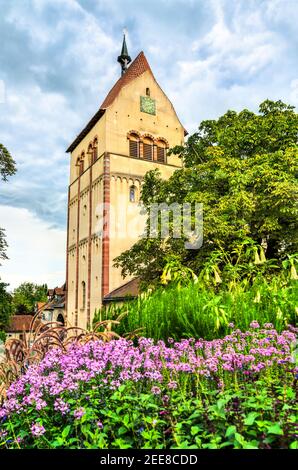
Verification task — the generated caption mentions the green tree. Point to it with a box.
[0,143,16,182]
[12,283,48,314]
[0,281,12,336]
[0,143,16,262]
[0,228,8,264]
[115,100,298,284]
[0,144,16,334]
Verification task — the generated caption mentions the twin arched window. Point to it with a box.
[76,138,99,177]
[128,133,167,163]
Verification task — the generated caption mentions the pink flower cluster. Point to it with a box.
[0,326,296,420]
[30,423,46,437]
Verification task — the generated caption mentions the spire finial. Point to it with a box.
[117,30,131,76]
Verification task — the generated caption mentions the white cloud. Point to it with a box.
[183,1,282,80]
[0,205,66,291]
[164,0,295,133]
[6,85,77,145]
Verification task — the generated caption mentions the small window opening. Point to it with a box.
[129,185,137,203]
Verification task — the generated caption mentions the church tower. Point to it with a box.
[66,36,186,328]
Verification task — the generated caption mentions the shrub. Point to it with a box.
[0,331,6,343]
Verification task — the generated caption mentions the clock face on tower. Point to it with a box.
[140,96,156,115]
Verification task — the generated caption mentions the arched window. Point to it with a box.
[93,138,98,163]
[129,185,137,203]
[87,144,93,166]
[76,157,81,177]
[79,153,85,175]
[143,136,153,161]
[81,281,86,309]
[128,133,140,158]
[156,140,167,163]
[146,87,150,97]
[57,313,65,326]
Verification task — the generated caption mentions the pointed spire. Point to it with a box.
[117,32,131,76]
[120,34,129,58]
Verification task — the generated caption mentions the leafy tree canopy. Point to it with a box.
[0,228,8,264]
[0,143,16,262]
[12,283,48,314]
[115,100,298,284]
[0,143,16,182]
[0,281,12,331]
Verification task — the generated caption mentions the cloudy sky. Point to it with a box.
[0,0,297,290]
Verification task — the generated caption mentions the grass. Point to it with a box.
[98,276,298,341]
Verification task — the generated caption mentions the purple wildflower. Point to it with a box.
[162,395,170,404]
[74,407,85,419]
[31,423,46,437]
[0,326,296,426]
[168,381,178,390]
[54,398,70,415]
[151,386,161,395]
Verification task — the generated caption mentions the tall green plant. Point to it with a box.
[100,273,297,341]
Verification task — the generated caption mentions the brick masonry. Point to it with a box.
[102,152,110,299]
[87,165,93,326]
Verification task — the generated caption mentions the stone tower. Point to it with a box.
[66,37,186,328]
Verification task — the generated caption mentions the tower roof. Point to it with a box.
[117,34,131,63]
[101,51,151,109]
[66,51,187,153]
[66,52,152,153]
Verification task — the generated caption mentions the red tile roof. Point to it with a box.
[103,278,140,303]
[36,302,47,312]
[48,285,66,297]
[101,52,152,109]
[54,287,65,296]
[5,315,40,333]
